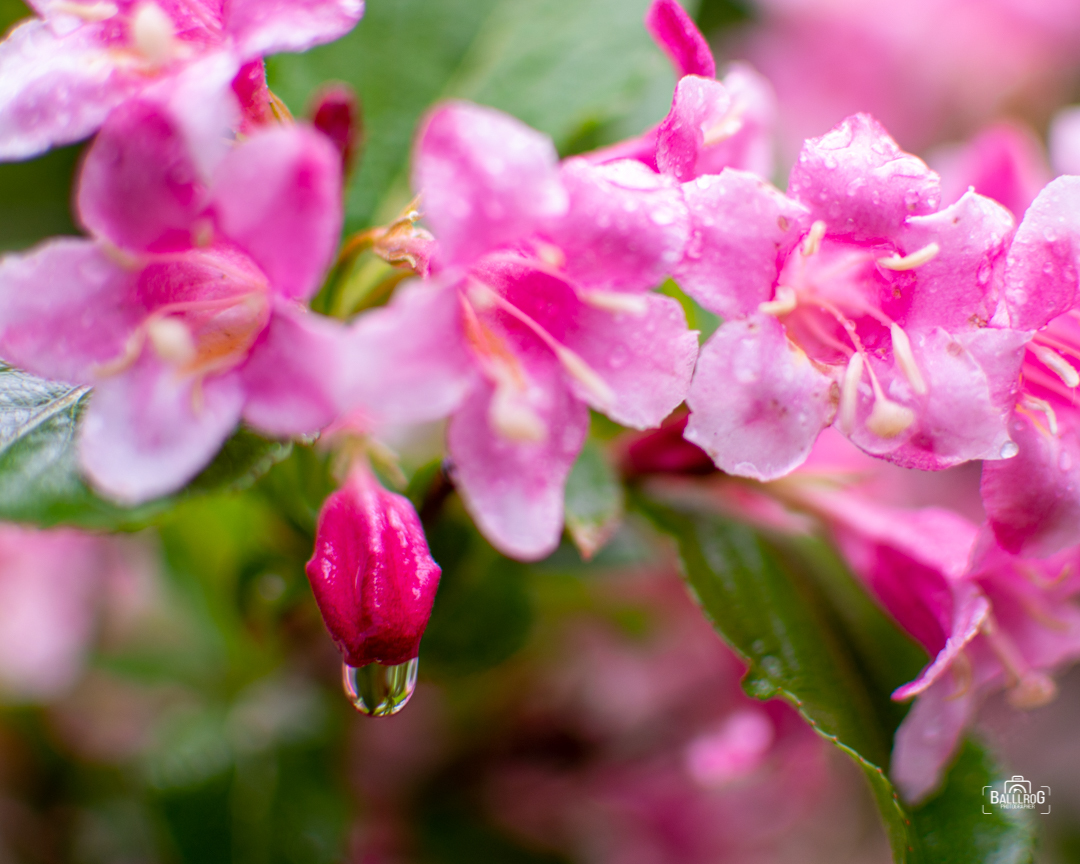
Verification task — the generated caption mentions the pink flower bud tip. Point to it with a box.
[310,84,361,175]
[305,467,441,668]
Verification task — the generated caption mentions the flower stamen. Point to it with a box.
[801,220,827,257]
[1030,344,1080,389]
[877,242,940,271]
[890,323,928,395]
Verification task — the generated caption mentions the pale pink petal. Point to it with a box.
[891,674,979,804]
[545,158,688,292]
[698,63,776,180]
[1049,105,1080,177]
[1003,175,1080,330]
[413,102,568,266]
[982,413,1080,558]
[344,279,477,427]
[225,0,364,59]
[894,191,1014,332]
[674,169,809,319]
[211,124,342,301]
[982,576,1080,672]
[787,113,941,241]
[240,303,348,436]
[79,355,244,503]
[685,315,836,480]
[656,75,733,183]
[644,0,715,79]
[0,239,140,384]
[448,376,589,562]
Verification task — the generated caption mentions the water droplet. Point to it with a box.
[343,659,418,716]
[1000,441,1020,459]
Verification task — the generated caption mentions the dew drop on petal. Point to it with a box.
[1000,441,1020,459]
[343,658,419,716]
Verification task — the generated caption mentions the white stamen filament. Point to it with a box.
[51,1,118,21]
[1031,344,1080,388]
[865,396,916,439]
[1021,394,1059,435]
[147,316,196,365]
[839,352,863,434]
[702,112,744,147]
[877,242,940,271]
[890,323,928,395]
[581,290,649,316]
[802,220,827,257]
[131,2,176,67]
[982,614,1059,710]
[758,285,797,316]
[489,379,546,443]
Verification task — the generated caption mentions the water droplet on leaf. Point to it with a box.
[343,658,418,716]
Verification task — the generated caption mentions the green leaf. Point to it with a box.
[0,143,82,252]
[563,437,624,560]
[634,489,1037,864]
[0,365,291,529]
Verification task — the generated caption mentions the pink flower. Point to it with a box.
[0,67,349,502]
[305,464,441,668]
[681,113,1028,481]
[347,102,698,560]
[0,0,363,160]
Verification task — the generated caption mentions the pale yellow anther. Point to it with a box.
[581,290,649,316]
[801,220,827,257]
[758,285,797,316]
[839,352,863,434]
[866,396,915,438]
[534,241,566,269]
[1008,672,1058,710]
[51,1,118,21]
[889,323,927,395]
[702,112,744,147]
[147,316,196,365]
[192,218,214,249]
[1022,394,1059,435]
[555,345,616,409]
[131,2,176,67]
[489,383,546,443]
[1031,344,1080,388]
[466,281,499,312]
[877,242,941,271]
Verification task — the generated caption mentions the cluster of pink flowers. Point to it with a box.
[4,0,1080,809]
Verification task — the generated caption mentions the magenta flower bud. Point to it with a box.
[305,466,441,668]
[310,84,362,176]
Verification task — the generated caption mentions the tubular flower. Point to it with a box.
[305,464,441,668]
[347,102,698,561]
[680,113,1028,481]
[0,64,349,502]
[981,176,1080,557]
[0,0,363,159]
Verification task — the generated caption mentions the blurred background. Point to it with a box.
[2,0,1080,861]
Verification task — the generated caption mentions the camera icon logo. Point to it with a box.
[983,775,1050,815]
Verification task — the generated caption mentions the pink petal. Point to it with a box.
[643,0,715,79]
[240,303,348,436]
[448,376,589,561]
[225,0,364,59]
[982,412,1080,558]
[79,355,244,503]
[1003,175,1080,331]
[1049,106,1080,177]
[413,102,568,267]
[0,239,140,384]
[685,315,836,481]
[893,191,1015,332]
[891,673,979,804]
[545,158,689,292]
[675,169,809,319]
[344,279,477,427]
[698,63,776,180]
[211,124,342,301]
[656,75,733,183]
[787,113,941,241]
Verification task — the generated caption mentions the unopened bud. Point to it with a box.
[305,466,441,667]
[310,83,362,178]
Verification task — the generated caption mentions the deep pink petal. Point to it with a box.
[982,412,1080,558]
[685,315,836,480]
[211,124,342,301]
[79,355,244,503]
[643,0,715,79]
[240,303,348,436]
[656,76,733,182]
[413,102,568,266]
[891,674,979,804]
[344,279,477,427]
[0,239,140,384]
[787,113,941,241]
[1003,175,1080,330]
[545,158,688,292]
[675,169,810,319]
[225,0,364,59]
[448,377,589,561]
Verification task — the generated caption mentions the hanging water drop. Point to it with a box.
[343,658,419,716]
[1000,441,1020,459]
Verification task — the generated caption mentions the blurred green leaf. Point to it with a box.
[0,365,291,529]
[0,144,81,252]
[634,490,1037,864]
[564,437,624,560]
